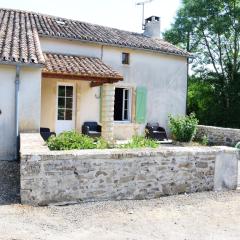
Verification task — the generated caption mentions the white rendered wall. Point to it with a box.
[0,66,16,160]
[19,67,42,132]
[41,78,99,133]
[40,37,187,137]
[0,65,42,160]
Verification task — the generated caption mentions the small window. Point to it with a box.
[114,88,131,121]
[122,52,130,65]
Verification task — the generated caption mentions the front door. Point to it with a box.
[56,84,75,134]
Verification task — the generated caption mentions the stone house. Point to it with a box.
[0,8,190,160]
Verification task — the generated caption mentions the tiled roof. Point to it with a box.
[34,12,189,57]
[42,53,123,81]
[0,9,45,65]
[0,8,190,66]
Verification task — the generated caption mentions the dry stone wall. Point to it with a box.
[20,134,239,206]
[196,125,240,146]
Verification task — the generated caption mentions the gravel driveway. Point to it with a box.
[0,191,240,240]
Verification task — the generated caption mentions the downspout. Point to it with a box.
[15,65,20,160]
[100,45,104,60]
[186,56,194,115]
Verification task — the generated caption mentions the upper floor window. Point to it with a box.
[122,52,130,65]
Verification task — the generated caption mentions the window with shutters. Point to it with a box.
[114,87,131,121]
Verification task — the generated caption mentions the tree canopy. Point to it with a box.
[164,0,240,128]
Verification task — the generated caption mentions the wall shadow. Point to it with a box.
[0,161,20,205]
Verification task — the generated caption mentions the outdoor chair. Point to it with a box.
[145,123,168,141]
[82,122,102,138]
[40,127,56,141]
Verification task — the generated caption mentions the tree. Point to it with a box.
[164,0,240,128]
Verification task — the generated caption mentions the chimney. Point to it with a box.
[143,16,160,38]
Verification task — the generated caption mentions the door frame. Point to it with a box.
[55,82,76,134]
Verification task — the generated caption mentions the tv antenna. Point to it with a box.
[136,0,154,30]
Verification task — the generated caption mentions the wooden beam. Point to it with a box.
[90,82,105,87]
[42,72,123,82]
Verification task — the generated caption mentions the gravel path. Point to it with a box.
[0,161,20,204]
[0,191,240,240]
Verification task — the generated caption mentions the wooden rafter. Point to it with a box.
[42,72,123,87]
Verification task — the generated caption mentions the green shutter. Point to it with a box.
[136,87,147,124]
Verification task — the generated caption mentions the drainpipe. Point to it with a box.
[186,56,194,115]
[15,65,20,160]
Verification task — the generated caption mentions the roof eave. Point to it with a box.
[39,35,191,58]
[42,72,123,82]
[0,60,44,68]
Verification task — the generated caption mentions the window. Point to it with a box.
[122,52,130,65]
[57,85,73,120]
[114,88,131,121]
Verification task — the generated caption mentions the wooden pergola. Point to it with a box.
[42,53,123,87]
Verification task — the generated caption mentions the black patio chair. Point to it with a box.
[82,122,102,138]
[145,123,168,141]
[40,127,56,141]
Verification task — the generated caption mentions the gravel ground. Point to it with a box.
[0,191,240,240]
[0,161,20,204]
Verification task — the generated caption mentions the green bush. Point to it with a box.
[235,142,240,149]
[119,136,159,149]
[194,134,209,146]
[199,135,209,146]
[47,131,109,150]
[169,113,199,142]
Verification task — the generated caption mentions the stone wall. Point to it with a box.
[20,133,239,206]
[196,125,240,146]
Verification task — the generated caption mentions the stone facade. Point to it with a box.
[101,83,115,144]
[20,133,239,206]
[196,125,240,146]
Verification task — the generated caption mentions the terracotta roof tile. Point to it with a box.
[43,52,123,81]
[0,9,45,65]
[34,14,189,57]
[0,8,190,66]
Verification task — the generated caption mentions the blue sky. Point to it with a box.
[0,0,181,33]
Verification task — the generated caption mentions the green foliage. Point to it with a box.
[169,113,199,142]
[199,135,209,146]
[119,136,159,149]
[235,142,240,149]
[47,132,159,151]
[95,137,110,149]
[164,0,240,128]
[187,76,220,125]
[47,131,109,150]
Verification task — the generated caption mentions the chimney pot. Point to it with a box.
[143,16,161,38]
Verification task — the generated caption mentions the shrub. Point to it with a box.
[199,135,209,146]
[47,131,109,150]
[194,134,209,146]
[169,113,199,142]
[235,142,240,149]
[119,136,159,149]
